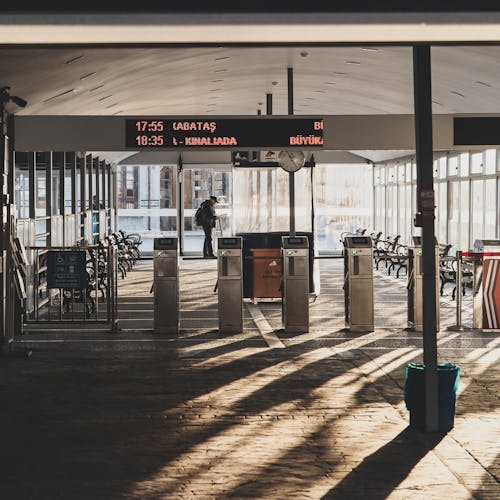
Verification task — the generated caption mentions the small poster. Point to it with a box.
[47,250,87,289]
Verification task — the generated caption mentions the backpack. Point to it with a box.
[194,201,210,226]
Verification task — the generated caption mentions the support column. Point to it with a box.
[28,152,35,220]
[45,152,52,246]
[266,93,273,232]
[58,152,65,217]
[0,103,10,350]
[177,155,184,255]
[70,153,77,216]
[101,160,106,210]
[288,67,296,237]
[80,153,87,240]
[413,45,439,433]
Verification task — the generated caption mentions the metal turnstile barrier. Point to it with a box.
[464,239,500,332]
[218,237,243,334]
[407,236,440,331]
[282,236,309,333]
[153,237,179,334]
[343,236,374,332]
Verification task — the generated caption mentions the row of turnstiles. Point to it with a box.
[152,235,500,334]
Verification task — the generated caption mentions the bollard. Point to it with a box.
[447,251,473,332]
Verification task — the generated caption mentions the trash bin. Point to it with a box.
[404,362,460,432]
[250,248,282,299]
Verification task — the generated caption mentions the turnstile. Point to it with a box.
[470,239,500,331]
[407,236,440,331]
[282,236,309,333]
[153,237,179,334]
[217,237,243,334]
[343,236,374,332]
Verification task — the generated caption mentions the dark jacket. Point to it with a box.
[200,200,216,228]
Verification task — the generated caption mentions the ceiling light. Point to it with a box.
[334,71,347,75]
[98,95,112,101]
[65,55,84,65]
[210,88,221,92]
[272,81,278,86]
[215,69,227,73]
[305,97,315,100]
[212,79,224,83]
[105,103,117,109]
[215,56,230,61]
[325,82,336,85]
[43,89,76,102]
[451,91,465,98]
[361,47,379,52]
[89,85,104,92]
[300,51,309,57]
[315,90,326,93]
[346,60,361,65]
[80,72,96,80]
[475,81,492,88]
[112,111,123,115]
[207,96,219,99]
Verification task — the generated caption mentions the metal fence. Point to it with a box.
[24,244,118,331]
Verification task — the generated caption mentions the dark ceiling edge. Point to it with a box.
[4,42,500,49]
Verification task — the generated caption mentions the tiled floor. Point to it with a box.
[3,258,498,499]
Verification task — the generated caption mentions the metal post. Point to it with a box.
[266,93,272,116]
[28,152,35,220]
[80,153,87,240]
[58,152,65,217]
[266,94,273,232]
[177,155,184,255]
[0,103,9,350]
[46,152,52,246]
[447,250,472,331]
[288,67,296,237]
[413,45,439,432]
[101,160,106,211]
[70,153,77,216]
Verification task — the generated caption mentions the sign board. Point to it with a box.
[125,117,324,149]
[454,117,500,145]
[47,250,87,289]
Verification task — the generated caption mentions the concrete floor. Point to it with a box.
[1,259,498,499]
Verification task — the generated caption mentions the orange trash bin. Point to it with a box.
[250,248,282,299]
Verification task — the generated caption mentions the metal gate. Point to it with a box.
[24,244,118,331]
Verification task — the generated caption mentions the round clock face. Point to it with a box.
[278,150,305,172]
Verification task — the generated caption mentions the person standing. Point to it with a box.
[197,195,219,258]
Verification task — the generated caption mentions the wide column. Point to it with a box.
[413,45,439,432]
[287,67,295,237]
[0,103,10,350]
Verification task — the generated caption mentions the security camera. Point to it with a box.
[0,86,27,108]
[10,95,27,108]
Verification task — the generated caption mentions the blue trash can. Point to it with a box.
[404,362,460,432]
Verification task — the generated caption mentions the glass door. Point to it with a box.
[182,165,233,255]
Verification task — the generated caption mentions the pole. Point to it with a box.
[288,67,296,237]
[177,155,184,255]
[413,45,439,432]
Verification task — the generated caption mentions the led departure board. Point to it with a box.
[125,118,324,148]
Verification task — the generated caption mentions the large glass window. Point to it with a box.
[484,178,496,238]
[448,181,460,251]
[471,179,484,241]
[306,164,373,253]
[470,152,483,175]
[459,180,470,249]
[437,181,448,244]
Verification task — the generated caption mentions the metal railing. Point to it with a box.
[24,244,118,331]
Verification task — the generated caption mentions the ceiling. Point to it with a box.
[3,45,500,117]
[4,45,500,164]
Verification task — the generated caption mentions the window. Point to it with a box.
[470,152,483,175]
